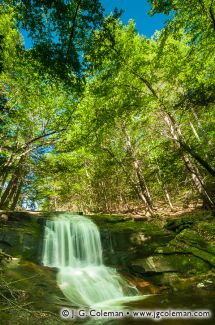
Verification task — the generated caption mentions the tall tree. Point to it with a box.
[1,0,105,80]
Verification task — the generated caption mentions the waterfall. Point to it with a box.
[42,214,140,307]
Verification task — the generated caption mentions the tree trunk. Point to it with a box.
[191,107,215,157]
[128,70,215,177]
[0,155,26,209]
[163,112,214,208]
[156,172,174,211]
[189,121,200,142]
[0,153,15,196]
[122,126,154,215]
[10,180,23,210]
[0,174,20,209]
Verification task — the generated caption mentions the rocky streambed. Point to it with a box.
[0,210,215,324]
[88,212,215,287]
[1,210,215,286]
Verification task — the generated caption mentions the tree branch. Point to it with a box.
[66,0,82,61]
[209,0,215,31]
[176,138,215,177]
[21,129,66,151]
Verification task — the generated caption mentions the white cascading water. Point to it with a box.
[42,214,140,307]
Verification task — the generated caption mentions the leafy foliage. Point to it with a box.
[0,1,214,213]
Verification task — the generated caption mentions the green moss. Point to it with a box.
[1,259,65,323]
[176,227,215,255]
[156,225,215,267]
[87,214,165,234]
[132,253,210,275]
[196,222,215,241]
[0,216,43,261]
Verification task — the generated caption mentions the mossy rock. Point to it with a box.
[0,216,43,262]
[155,224,215,267]
[176,227,215,255]
[88,214,166,235]
[196,222,215,243]
[131,254,210,275]
[165,211,214,233]
[165,218,194,233]
[0,259,65,324]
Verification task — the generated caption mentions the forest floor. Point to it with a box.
[90,202,214,226]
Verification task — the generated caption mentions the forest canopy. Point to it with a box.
[0,0,214,214]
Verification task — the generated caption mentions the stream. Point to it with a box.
[41,213,214,324]
[42,214,142,307]
[2,212,214,324]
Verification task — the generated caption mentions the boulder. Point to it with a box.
[155,222,215,267]
[131,254,210,275]
[0,212,44,262]
[165,218,194,233]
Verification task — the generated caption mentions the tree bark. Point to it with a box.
[156,171,174,211]
[10,179,23,210]
[122,125,154,215]
[126,67,215,177]
[0,155,26,209]
[209,0,215,31]
[99,141,154,215]
[189,121,201,142]
[66,0,82,61]
[163,112,214,208]
[191,107,215,157]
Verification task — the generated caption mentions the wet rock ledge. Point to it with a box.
[0,211,82,262]
[0,210,214,286]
